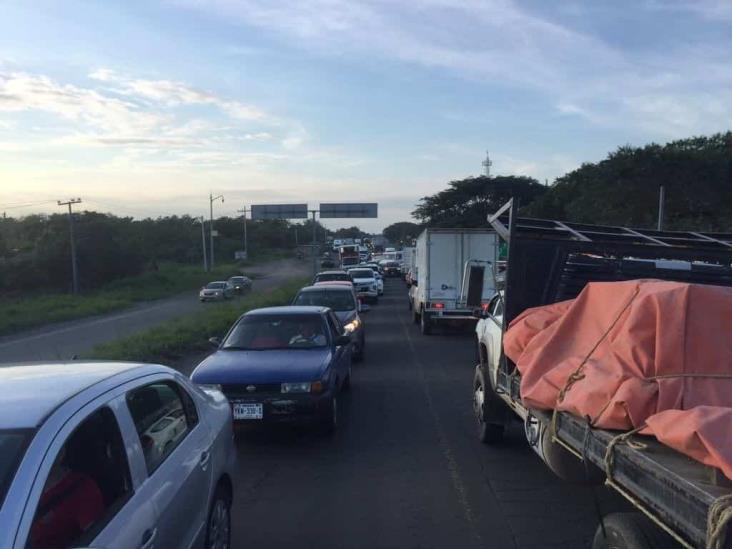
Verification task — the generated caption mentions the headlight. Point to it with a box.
[344,319,361,333]
[281,382,311,394]
[198,383,222,392]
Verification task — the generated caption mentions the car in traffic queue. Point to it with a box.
[347,267,379,303]
[199,280,234,301]
[191,306,353,433]
[227,275,252,294]
[0,362,236,549]
[360,263,385,295]
[380,260,402,277]
[312,270,352,284]
[292,284,367,361]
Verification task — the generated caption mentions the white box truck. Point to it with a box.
[410,228,498,335]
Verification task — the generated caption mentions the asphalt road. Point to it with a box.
[0,258,310,363]
[224,277,627,549]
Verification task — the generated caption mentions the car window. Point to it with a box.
[27,407,132,549]
[293,290,356,311]
[222,314,328,350]
[494,299,504,319]
[126,382,196,473]
[0,430,33,510]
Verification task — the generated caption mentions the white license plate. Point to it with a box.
[232,402,263,420]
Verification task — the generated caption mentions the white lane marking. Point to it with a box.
[397,301,487,548]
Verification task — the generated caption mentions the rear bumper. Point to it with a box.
[424,309,477,321]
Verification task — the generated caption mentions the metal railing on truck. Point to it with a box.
[488,198,732,549]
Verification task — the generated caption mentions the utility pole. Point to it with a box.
[58,198,82,294]
[236,207,249,259]
[482,150,492,177]
[311,210,318,276]
[193,216,207,270]
[209,193,224,269]
[657,185,666,231]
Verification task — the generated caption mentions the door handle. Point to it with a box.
[141,527,157,548]
[200,450,211,469]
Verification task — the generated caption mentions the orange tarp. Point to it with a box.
[504,279,732,478]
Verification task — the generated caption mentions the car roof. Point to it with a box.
[316,270,347,275]
[299,285,353,293]
[208,280,227,284]
[0,362,164,429]
[246,306,329,316]
[314,280,353,286]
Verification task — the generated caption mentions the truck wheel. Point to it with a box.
[591,513,675,549]
[473,368,505,444]
[420,310,432,335]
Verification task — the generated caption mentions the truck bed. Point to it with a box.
[497,369,730,548]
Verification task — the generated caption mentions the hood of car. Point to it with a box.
[191,348,332,384]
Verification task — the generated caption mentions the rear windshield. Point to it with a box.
[349,269,374,279]
[293,290,356,311]
[223,314,328,350]
[315,273,349,282]
[0,430,33,508]
[229,277,246,283]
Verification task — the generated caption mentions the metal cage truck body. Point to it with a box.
[410,228,497,335]
[473,198,732,549]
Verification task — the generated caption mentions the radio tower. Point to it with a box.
[482,151,492,177]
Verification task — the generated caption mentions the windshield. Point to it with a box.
[293,290,356,311]
[349,269,374,279]
[0,430,32,508]
[222,314,328,350]
[206,282,225,289]
[315,273,349,282]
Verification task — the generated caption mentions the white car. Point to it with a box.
[347,267,379,303]
[361,263,384,295]
[0,362,236,549]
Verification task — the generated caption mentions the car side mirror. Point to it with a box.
[208,336,221,348]
[472,308,489,320]
[335,335,351,346]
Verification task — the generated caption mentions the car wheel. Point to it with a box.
[473,369,504,444]
[420,309,432,335]
[205,486,231,549]
[320,396,337,434]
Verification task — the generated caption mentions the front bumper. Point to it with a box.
[224,389,333,425]
[200,293,224,301]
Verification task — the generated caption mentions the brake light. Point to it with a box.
[481,303,490,311]
[434,302,445,309]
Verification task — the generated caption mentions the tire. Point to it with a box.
[412,306,420,324]
[205,485,231,549]
[420,309,432,335]
[408,297,413,311]
[354,336,365,362]
[319,396,337,434]
[591,513,675,549]
[473,368,505,444]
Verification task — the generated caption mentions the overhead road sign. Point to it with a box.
[251,204,308,220]
[319,203,378,218]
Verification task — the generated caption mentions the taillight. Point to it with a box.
[434,302,445,309]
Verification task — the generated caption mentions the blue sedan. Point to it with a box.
[191,306,353,433]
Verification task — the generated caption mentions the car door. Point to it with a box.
[16,401,157,549]
[122,379,213,549]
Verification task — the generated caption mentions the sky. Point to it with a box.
[1,0,731,231]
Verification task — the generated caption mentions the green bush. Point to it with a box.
[82,278,308,363]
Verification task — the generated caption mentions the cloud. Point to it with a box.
[174,0,732,138]
[89,68,268,121]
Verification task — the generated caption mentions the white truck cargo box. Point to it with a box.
[411,228,497,334]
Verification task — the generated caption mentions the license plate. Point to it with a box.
[232,402,263,420]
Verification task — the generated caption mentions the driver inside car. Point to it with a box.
[289,322,327,347]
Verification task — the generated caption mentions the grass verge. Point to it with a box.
[81,277,308,363]
[0,261,266,336]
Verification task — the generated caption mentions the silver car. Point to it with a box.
[0,362,236,549]
[200,281,234,301]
